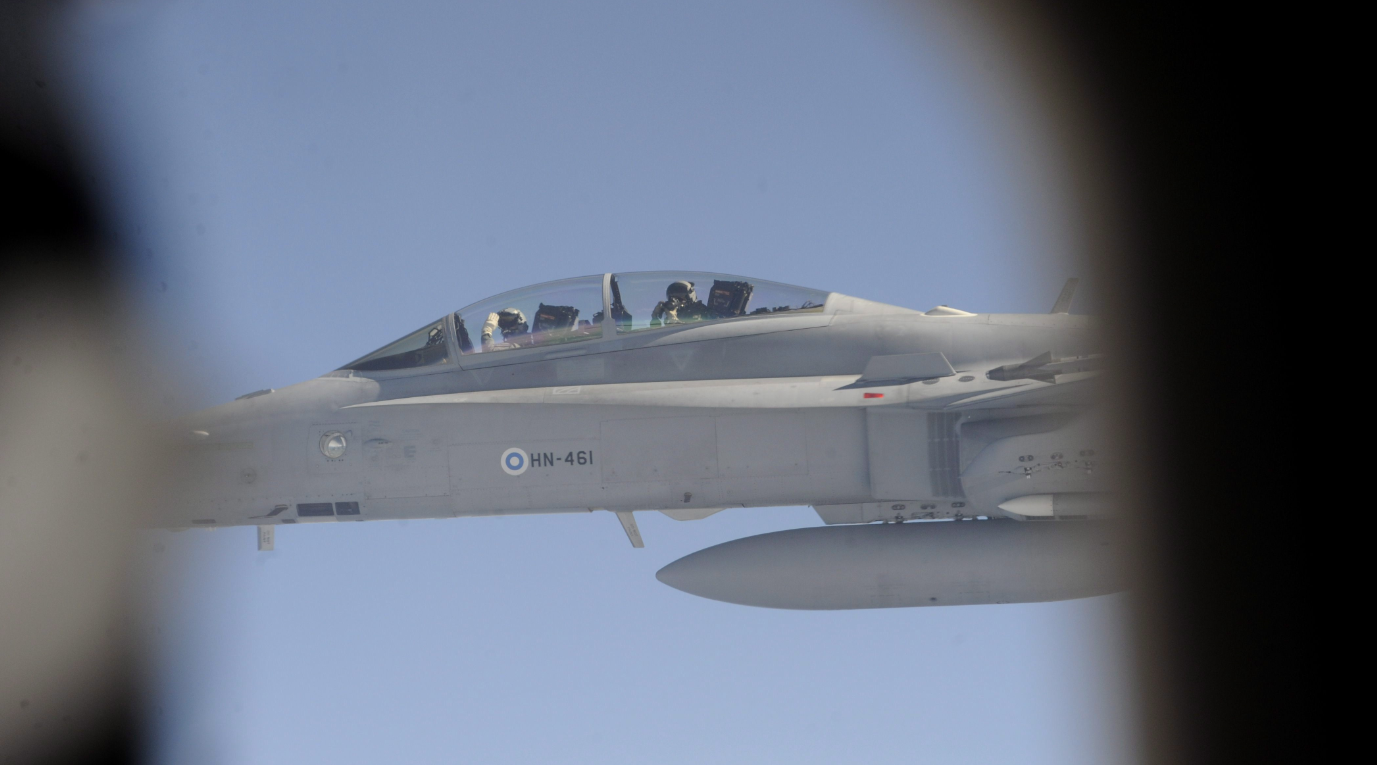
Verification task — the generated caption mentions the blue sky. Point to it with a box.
[63,2,1133,763]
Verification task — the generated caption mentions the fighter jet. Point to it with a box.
[168,271,1119,609]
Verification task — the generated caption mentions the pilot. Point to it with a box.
[650,280,713,326]
[480,308,530,351]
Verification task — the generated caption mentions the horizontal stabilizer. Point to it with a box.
[1051,278,1078,314]
[840,352,955,389]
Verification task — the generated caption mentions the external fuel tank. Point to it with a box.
[656,519,1122,610]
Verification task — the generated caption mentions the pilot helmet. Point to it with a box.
[666,280,696,303]
[496,308,528,335]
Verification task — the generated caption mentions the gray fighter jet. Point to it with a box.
[169,271,1119,609]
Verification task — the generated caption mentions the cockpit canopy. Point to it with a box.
[453,275,605,355]
[339,271,831,372]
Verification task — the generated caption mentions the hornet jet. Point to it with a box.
[169,271,1120,609]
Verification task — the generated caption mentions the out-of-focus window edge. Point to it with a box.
[889,3,1295,765]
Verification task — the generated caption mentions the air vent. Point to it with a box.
[927,412,965,498]
[297,503,334,517]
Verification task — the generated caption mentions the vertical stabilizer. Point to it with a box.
[1051,278,1079,314]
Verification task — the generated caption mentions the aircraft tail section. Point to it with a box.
[1051,277,1079,313]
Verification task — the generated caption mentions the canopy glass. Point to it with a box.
[337,271,831,371]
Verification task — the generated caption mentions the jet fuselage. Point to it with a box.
[168,293,1106,530]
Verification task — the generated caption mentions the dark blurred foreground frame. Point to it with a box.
[1059,7,1296,765]
[2,2,144,764]
[944,3,1296,763]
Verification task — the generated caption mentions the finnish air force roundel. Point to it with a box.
[500,447,528,476]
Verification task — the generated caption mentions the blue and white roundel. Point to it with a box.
[500,447,528,476]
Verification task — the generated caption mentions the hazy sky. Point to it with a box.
[64,2,1132,763]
